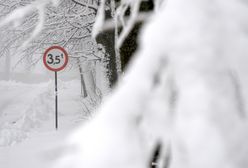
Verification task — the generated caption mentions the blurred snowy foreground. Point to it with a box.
[1,0,248,168]
[56,0,248,168]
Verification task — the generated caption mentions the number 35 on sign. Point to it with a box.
[43,46,68,72]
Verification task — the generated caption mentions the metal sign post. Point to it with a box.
[43,46,68,130]
[55,71,58,130]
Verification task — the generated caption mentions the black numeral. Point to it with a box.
[47,54,63,65]
[47,54,54,64]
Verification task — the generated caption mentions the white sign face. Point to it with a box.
[43,46,68,72]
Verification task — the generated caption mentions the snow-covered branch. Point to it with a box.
[56,0,248,168]
[0,0,59,49]
[93,0,165,49]
[71,0,98,12]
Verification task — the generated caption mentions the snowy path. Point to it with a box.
[0,130,70,168]
[0,82,45,125]
[0,80,86,168]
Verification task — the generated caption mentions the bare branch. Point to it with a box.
[71,0,98,12]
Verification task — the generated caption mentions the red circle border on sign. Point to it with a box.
[43,46,69,72]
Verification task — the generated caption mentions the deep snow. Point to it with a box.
[0,79,91,168]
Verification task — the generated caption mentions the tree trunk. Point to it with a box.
[77,58,87,98]
[95,29,118,88]
[95,2,118,88]
[4,50,10,80]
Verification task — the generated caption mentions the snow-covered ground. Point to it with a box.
[0,79,90,168]
[0,130,70,168]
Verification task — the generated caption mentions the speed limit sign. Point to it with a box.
[43,46,68,72]
[43,46,68,130]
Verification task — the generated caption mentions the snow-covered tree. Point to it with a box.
[0,0,109,99]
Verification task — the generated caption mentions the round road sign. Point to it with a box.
[43,46,68,72]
